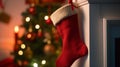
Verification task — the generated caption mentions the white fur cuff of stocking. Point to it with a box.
[50,4,77,26]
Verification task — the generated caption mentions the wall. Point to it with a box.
[2,0,120,67]
[90,4,103,67]
[89,0,120,3]
[0,0,27,60]
[90,3,120,67]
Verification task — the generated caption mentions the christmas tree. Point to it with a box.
[13,1,62,67]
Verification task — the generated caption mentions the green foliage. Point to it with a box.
[14,4,61,67]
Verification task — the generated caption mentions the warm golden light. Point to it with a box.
[26,17,31,22]
[44,15,49,20]
[21,44,26,49]
[35,24,40,29]
[18,50,23,55]
[27,33,32,39]
[14,26,19,33]
[41,60,46,65]
[33,63,38,67]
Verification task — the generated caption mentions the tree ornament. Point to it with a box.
[28,26,33,32]
[28,6,35,15]
[17,60,22,66]
[26,32,36,41]
[44,44,55,55]
[27,33,32,39]
[56,47,62,55]
[45,17,52,25]
[23,60,29,66]
[43,38,49,43]
[37,29,42,38]
[24,47,33,60]
[44,32,51,40]
[44,15,52,24]
[52,27,60,41]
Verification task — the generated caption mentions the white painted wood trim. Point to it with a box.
[77,0,88,7]
[103,18,107,67]
[102,18,120,67]
[73,0,88,7]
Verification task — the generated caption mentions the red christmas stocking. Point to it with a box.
[50,4,88,67]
